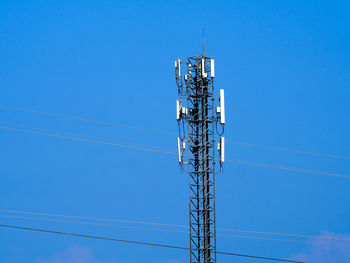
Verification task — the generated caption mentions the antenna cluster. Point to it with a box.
[175,50,226,263]
[175,57,225,168]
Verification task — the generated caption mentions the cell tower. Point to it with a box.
[175,41,225,263]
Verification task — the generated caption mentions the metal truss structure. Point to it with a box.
[175,52,225,263]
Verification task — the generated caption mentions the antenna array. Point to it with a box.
[175,51,225,263]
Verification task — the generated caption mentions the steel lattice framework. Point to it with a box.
[175,53,225,263]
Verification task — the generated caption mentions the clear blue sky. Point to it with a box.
[1,1,349,262]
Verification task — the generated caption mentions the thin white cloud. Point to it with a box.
[34,244,183,263]
[291,231,350,263]
[35,244,120,263]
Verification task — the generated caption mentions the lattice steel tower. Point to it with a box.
[175,45,225,263]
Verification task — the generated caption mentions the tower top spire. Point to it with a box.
[203,28,205,57]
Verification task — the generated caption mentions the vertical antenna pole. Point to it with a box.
[203,29,205,57]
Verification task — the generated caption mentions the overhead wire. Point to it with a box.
[0,223,304,263]
[0,121,171,152]
[227,158,350,179]
[0,214,314,245]
[3,214,350,247]
[0,118,348,247]
[1,104,348,160]
[0,209,183,228]
[2,209,350,243]
[0,125,176,155]
[1,123,349,179]
[0,214,188,234]
[0,214,316,245]
[0,104,175,135]
[0,111,348,256]
[0,102,346,260]
[229,140,350,160]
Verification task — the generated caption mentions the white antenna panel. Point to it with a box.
[176,100,181,120]
[219,89,225,124]
[177,137,182,163]
[220,137,225,163]
[178,59,181,77]
[201,58,207,78]
[211,59,215,77]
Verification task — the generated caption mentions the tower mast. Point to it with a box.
[175,38,225,263]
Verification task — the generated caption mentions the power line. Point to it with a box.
[0,104,175,135]
[0,209,183,228]
[2,209,350,243]
[217,227,350,242]
[0,214,309,245]
[1,104,348,160]
[229,141,350,160]
[0,103,345,260]
[1,124,349,179]
[3,213,350,247]
[227,158,350,179]
[0,214,311,246]
[0,121,171,152]
[0,214,187,233]
[0,214,191,234]
[0,223,304,263]
[0,125,176,155]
